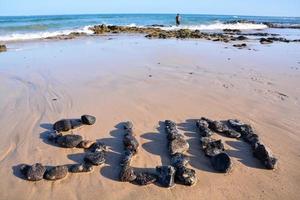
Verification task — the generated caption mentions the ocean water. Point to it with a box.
[0,14,300,42]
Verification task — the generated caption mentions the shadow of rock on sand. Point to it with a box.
[98,123,124,181]
[140,121,170,166]
[178,119,215,173]
[225,140,265,169]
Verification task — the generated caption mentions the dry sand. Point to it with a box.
[0,36,300,200]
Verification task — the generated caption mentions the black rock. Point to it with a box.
[88,142,107,152]
[44,165,68,180]
[253,143,277,169]
[84,151,105,166]
[196,119,213,137]
[156,165,175,188]
[20,163,46,181]
[260,38,273,44]
[201,137,225,157]
[171,153,189,168]
[233,43,247,48]
[120,150,134,167]
[56,134,83,148]
[169,137,189,155]
[53,119,72,132]
[123,121,133,130]
[236,36,248,40]
[123,133,139,153]
[0,44,7,52]
[175,166,197,186]
[69,163,94,173]
[119,166,136,182]
[133,172,157,185]
[81,115,96,125]
[211,153,232,173]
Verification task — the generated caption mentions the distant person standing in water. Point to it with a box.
[176,14,181,26]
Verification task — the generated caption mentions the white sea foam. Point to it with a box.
[159,22,268,31]
[0,25,94,42]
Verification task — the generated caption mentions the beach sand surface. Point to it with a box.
[0,36,300,200]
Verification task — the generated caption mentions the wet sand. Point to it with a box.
[0,36,300,200]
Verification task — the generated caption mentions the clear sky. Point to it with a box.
[0,0,299,17]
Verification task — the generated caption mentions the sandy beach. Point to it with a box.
[0,35,300,199]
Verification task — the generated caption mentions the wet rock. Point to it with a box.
[175,166,197,186]
[53,119,72,132]
[69,163,94,173]
[84,151,105,166]
[201,137,225,157]
[88,142,108,152]
[260,38,273,44]
[44,165,68,181]
[119,166,136,182]
[169,137,189,155]
[156,165,175,188]
[81,115,96,125]
[233,43,247,48]
[196,119,213,137]
[56,134,83,148]
[77,140,95,149]
[133,172,157,185]
[0,44,7,52]
[20,163,46,181]
[171,153,189,168]
[223,29,241,33]
[253,143,277,169]
[211,153,232,173]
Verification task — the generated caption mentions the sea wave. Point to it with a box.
[0,25,93,42]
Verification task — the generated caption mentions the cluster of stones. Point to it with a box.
[196,118,232,173]
[0,44,7,52]
[196,117,277,171]
[20,115,108,181]
[119,122,157,185]
[164,120,197,186]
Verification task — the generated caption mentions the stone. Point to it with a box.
[196,119,213,137]
[233,43,247,48]
[70,119,83,129]
[44,165,68,181]
[53,119,72,132]
[201,138,225,157]
[171,153,189,168]
[123,133,139,153]
[169,137,189,155]
[20,163,46,181]
[236,36,248,40]
[123,121,133,130]
[209,120,241,138]
[133,172,157,185]
[175,166,197,186]
[253,143,277,169]
[167,130,184,141]
[81,115,96,125]
[260,38,273,44]
[84,151,105,166]
[0,44,7,52]
[56,134,83,148]
[120,150,134,167]
[69,163,94,173]
[88,142,108,152]
[211,153,232,173]
[77,140,95,149]
[156,165,175,188]
[119,166,136,182]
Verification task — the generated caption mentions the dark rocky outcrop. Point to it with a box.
[260,38,273,44]
[20,163,46,181]
[44,165,68,181]
[233,43,247,48]
[0,44,7,52]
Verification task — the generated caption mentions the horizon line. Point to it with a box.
[0,12,299,18]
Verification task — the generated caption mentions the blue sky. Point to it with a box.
[0,0,299,17]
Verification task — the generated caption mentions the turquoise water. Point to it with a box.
[0,14,300,41]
